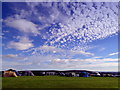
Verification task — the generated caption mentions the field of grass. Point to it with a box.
[2,76,119,88]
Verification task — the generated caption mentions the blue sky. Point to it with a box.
[1,2,119,71]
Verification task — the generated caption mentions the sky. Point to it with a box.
[1,2,119,71]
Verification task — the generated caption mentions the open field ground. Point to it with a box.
[2,76,119,88]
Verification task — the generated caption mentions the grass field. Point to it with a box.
[2,76,119,88]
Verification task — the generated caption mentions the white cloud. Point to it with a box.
[50,58,118,63]
[5,18,39,36]
[88,62,118,68]
[2,54,18,58]
[2,56,119,71]
[48,58,119,71]
[8,36,34,50]
[2,60,33,71]
[2,54,29,62]
[108,52,120,56]
[70,50,94,56]
[4,2,118,51]
[29,45,94,57]
[36,2,118,50]
[2,2,119,71]
[40,45,63,52]
[93,56,102,59]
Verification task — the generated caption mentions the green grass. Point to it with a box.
[2,76,119,88]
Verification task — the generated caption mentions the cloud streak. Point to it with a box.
[2,55,119,71]
[26,45,94,57]
[2,54,18,58]
[108,52,120,56]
